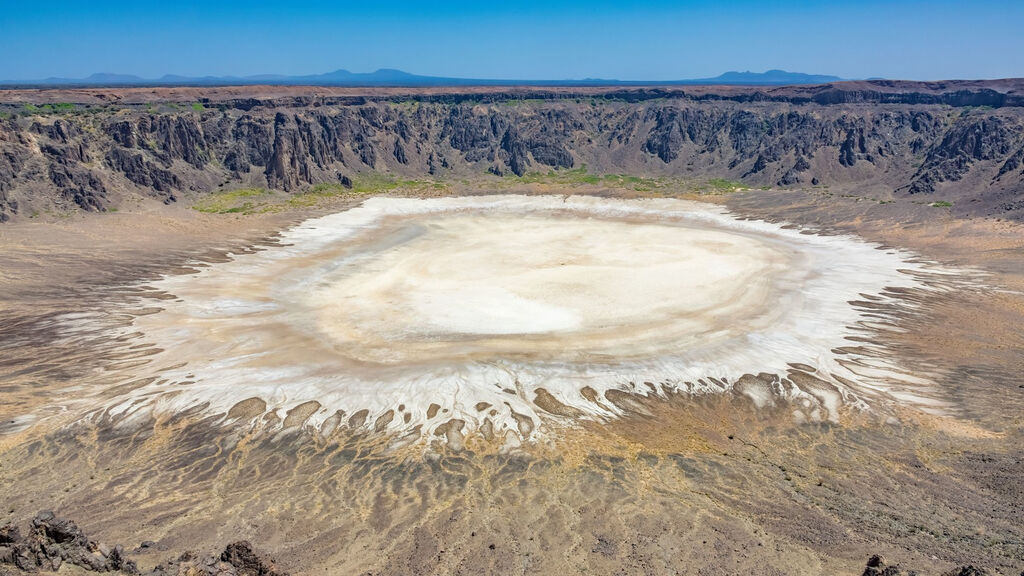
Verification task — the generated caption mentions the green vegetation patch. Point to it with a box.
[598,173,663,191]
[289,176,447,208]
[506,167,600,185]
[194,176,448,215]
[500,98,547,107]
[391,99,421,111]
[193,171,755,216]
[22,102,76,115]
[700,178,747,194]
[495,166,754,195]
[193,188,273,214]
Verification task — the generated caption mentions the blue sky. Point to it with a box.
[2,0,1022,81]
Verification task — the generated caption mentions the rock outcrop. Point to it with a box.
[2,516,1006,576]
[860,555,996,576]
[0,512,286,576]
[0,511,137,573]
[147,541,286,576]
[1,82,1023,221]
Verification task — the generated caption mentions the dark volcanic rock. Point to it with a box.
[147,541,287,576]
[859,555,994,576]
[106,148,178,203]
[778,156,811,186]
[745,153,770,176]
[0,511,139,574]
[906,115,1020,195]
[861,555,917,576]
[220,541,286,576]
[265,113,310,191]
[48,165,108,211]
[31,119,80,143]
[500,126,529,176]
[643,107,686,162]
[106,119,137,148]
[393,138,408,164]
[941,568,991,576]
[0,513,287,576]
[1,87,1024,220]
[150,115,209,168]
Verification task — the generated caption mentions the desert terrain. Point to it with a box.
[0,83,1022,575]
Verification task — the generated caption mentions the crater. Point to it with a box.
[101,195,952,441]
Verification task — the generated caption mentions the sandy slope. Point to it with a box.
[0,187,1022,575]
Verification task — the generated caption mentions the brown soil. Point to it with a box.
[0,188,1022,575]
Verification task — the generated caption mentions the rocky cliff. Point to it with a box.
[1,80,1024,222]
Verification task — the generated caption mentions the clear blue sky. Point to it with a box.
[2,0,1022,81]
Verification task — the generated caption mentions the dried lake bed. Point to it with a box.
[1,191,1021,575]
[56,195,964,446]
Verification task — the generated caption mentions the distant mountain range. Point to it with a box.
[0,69,846,88]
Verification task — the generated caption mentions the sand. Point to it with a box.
[1,190,1022,575]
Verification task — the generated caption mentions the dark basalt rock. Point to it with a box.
[744,153,770,176]
[106,148,178,203]
[528,138,573,169]
[859,555,993,576]
[264,112,310,191]
[838,127,864,167]
[1,89,1024,220]
[642,107,686,162]
[40,142,89,165]
[500,127,529,176]
[778,170,801,186]
[48,165,108,211]
[0,513,287,576]
[30,119,80,143]
[942,568,990,576]
[862,554,915,576]
[219,541,286,576]
[0,511,139,574]
[906,116,1020,194]
[995,147,1024,179]
[393,138,408,164]
[142,541,288,576]
[778,156,812,185]
[106,120,138,148]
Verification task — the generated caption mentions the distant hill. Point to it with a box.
[0,68,847,88]
[38,72,149,85]
[689,69,844,85]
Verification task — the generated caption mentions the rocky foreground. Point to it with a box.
[1,80,1024,221]
[0,512,285,576]
[0,511,1009,576]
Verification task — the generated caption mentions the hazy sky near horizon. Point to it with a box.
[2,0,1022,81]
